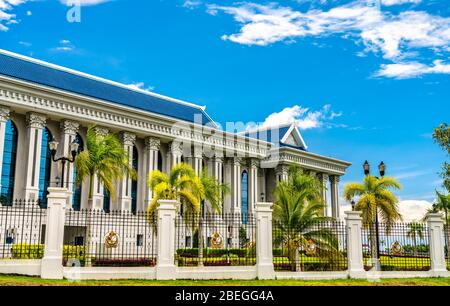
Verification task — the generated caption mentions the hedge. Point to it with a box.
[176,248,251,258]
[11,243,86,261]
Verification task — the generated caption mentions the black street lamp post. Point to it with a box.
[48,139,79,188]
[363,160,386,268]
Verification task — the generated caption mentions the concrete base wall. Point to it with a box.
[0,260,41,276]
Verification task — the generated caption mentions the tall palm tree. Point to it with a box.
[273,167,342,271]
[75,125,136,202]
[407,222,425,256]
[344,175,402,268]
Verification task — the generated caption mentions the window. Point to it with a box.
[38,128,52,208]
[1,120,18,205]
[72,134,84,211]
[136,234,143,247]
[185,236,191,248]
[157,151,163,172]
[131,146,138,214]
[241,170,249,224]
[5,228,16,244]
[74,236,84,246]
[103,189,110,213]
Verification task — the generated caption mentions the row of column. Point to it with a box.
[276,165,341,219]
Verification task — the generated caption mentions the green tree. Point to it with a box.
[434,191,450,260]
[273,167,341,271]
[344,175,402,267]
[433,123,450,192]
[75,126,136,201]
[407,222,425,256]
[147,163,230,265]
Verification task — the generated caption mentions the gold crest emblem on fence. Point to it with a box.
[105,231,119,248]
[305,239,316,256]
[210,232,223,249]
[391,241,403,255]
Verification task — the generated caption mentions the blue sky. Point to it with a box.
[0,0,449,219]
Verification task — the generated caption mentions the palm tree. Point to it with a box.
[75,125,136,203]
[146,163,204,217]
[273,167,342,271]
[407,222,425,256]
[146,163,229,265]
[344,175,402,269]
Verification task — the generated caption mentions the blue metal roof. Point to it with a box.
[244,125,306,151]
[0,52,214,125]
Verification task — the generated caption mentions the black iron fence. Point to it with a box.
[272,220,348,272]
[362,222,430,271]
[0,199,47,259]
[63,209,157,267]
[175,213,256,267]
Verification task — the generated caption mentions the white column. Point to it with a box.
[192,145,203,176]
[59,120,80,205]
[330,175,341,219]
[90,127,109,210]
[426,213,448,276]
[232,157,242,213]
[118,132,136,211]
[41,187,69,279]
[168,141,183,171]
[345,211,366,278]
[318,173,329,216]
[256,202,275,279]
[249,159,259,213]
[213,156,223,184]
[144,137,160,209]
[156,199,177,280]
[24,112,47,201]
[275,165,289,182]
[0,106,10,193]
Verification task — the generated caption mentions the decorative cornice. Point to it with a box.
[121,132,136,146]
[26,112,46,129]
[0,85,269,158]
[60,119,80,135]
[0,105,10,122]
[145,137,161,151]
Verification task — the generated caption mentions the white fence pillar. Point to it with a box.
[345,211,366,278]
[426,213,448,276]
[41,187,69,279]
[156,200,178,280]
[256,202,275,280]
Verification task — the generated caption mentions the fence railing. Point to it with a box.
[63,209,157,267]
[272,220,348,272]
[362,222,430,271]
[175,213,256,267]
[0,200,47,259]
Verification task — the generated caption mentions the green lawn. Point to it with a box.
[0,274,449,286]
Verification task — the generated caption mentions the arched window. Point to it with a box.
[38,128,52,208]
[157,151,163,172]
[1,120,18,205]
[72,134,84,211]
[241,170,249,224]
[131,146,138,214]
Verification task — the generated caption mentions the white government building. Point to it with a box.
[0,49,351,220]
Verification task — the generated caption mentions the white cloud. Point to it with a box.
[51,40,76,53]
[18,40,31,47]
[183,0,201,9]
[0,0,29,31]
[256,104,341,130]
[376,60,450,79]
[60,0,111,6]
[26,10,31,16]
[208,1,450,78]
[127,82,155,92]
[381,0,421,6]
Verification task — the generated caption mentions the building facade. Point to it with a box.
[0,49,351,221]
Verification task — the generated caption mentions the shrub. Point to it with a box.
[91,258,156,267]
[11,243,44,259]
[176,248,250,258]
